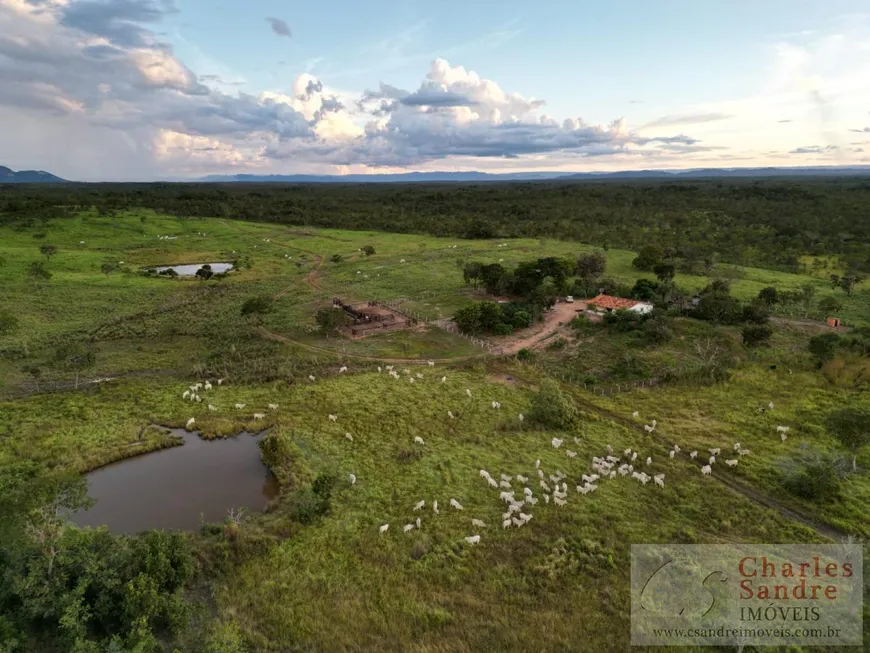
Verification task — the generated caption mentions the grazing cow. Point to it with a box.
[328,414,338,422]
[208,405,217,412]
[471,518,486,528]
[413,500,425,511]
[268,403,279,410]
[253,413,265,420]
[379,524,389,534]
[186,417,195,429]
[449,498,463,510]
[349,473,357,485]
[414,436,425,445]
[701,465,712,476]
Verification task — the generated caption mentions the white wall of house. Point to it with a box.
[628,302,654,314]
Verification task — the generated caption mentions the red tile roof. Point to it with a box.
[587,294,644,310]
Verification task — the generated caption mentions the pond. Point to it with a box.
[153,262,233,276]
[73,429,278,533]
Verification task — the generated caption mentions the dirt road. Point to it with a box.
[497,302,584,355]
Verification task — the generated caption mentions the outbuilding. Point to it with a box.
[586,294,654,315]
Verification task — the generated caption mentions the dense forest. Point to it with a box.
[2,178,870,272]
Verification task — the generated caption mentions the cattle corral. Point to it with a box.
[332,297,416,338]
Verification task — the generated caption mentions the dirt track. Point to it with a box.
[497,302,583,355]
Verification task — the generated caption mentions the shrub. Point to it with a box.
[361,245,376,256]
[817,295,843,315]
[28,261,52,280]
[240,295,273,317]
[528,379,577,429]
[516,348,532,361]
[643,316,673,344]
[779,452,847,501]
[808,333,840,363]
[742,324,773,347]
[315,307,352,334]
[492,322,514,336]
[0,310,18,337]
[827,407,870,472]
[329,254,343,263]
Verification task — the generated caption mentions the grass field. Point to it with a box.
[0,210,867,651]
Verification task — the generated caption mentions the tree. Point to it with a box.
[195,264,214,281]
[39,244,58,261]
[240,295,274,321]
[361,245,376,256]
[817,295,843,315]
[632,245,663,271]
[742,324,773,347]
[741,300,770,325]
[315,307,352,334]
[838,275,862,296]
[575,251,607,296]
[0,309,18,336]
[799,283,816,317]
[528,379,577,429]
[827,407,870,471]
[53,341,96,389]
[462,261,483,287]
[453,304,483,334]
[631,278,661,302]
[480,263,506,295]
[757,286,779,306]
[653,262,676,283]
[808,333,841,363]
[29,261,52,280]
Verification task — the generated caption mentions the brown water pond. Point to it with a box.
[73,429,278,533]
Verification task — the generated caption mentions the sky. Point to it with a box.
[1,0,869,181]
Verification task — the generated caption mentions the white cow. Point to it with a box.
[465,535,481,545]
[186,417,195,429]
[253,413,265,420]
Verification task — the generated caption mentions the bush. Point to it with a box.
[779,452,847,501]
[240,295,273,317]
[528,379,577,429]
[742,324,773,347]
[492,322,514,336]
[0,310,18,337]
[361,245,376,256]
[817,295,843,315]
[28,261,52,280]
[808,333,840,363]
[315,307,352,334]
[516,348,532,361]
[329,254,343,263]
[643,316,673,344]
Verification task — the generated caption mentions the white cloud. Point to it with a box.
[2,1,867,178]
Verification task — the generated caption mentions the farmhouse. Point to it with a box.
[587,294,654,315]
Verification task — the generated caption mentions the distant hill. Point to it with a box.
[198,165,870,183]
[0,166,67,183]
[564,166,870,180]
[198,171,570,183]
